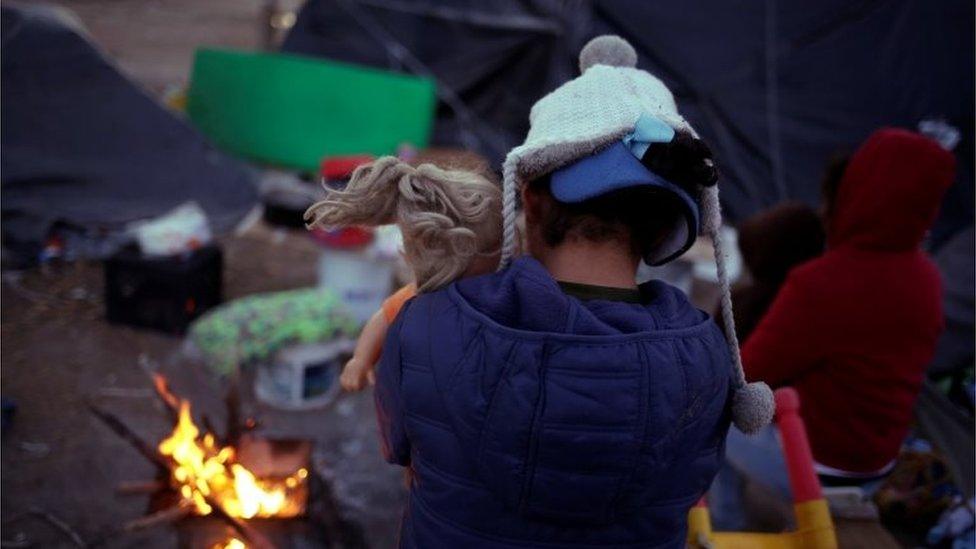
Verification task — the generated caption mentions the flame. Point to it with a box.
[212,538,246,549]
[158,401,306,519]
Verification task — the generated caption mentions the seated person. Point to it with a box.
[711,128,956,530]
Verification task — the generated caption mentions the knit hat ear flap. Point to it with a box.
[702,186,775,434]
[498,152,521,269]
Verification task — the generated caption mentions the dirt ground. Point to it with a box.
[0,224,406,548]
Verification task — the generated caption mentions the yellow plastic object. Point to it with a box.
[688,388,839,548]
[687,500,837,549]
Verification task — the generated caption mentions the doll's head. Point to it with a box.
[305,156,502,292]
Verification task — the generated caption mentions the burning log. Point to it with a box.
[151,367,253,447]
[196,491,276,549]
[150,373,180,421]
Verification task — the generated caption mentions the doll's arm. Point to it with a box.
[340,309,389,392]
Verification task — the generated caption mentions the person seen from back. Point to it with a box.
[372,35,773,548]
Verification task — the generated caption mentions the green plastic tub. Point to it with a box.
[187,48,436,171]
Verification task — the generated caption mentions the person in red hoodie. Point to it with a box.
[742,127,955,479]
[709,128,956,528]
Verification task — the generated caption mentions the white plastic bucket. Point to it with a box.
[316,248,394,325]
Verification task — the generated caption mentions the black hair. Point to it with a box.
[528,177,684,258]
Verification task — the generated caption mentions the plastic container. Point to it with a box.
[254,339,355,411]
[316,244,394,325]
[320,155,374,182]
[186,48,435,171]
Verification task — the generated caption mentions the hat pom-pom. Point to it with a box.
[579,35,637,73]
[732,381,775,434]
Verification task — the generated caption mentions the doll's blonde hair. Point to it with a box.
[304,156,502,292]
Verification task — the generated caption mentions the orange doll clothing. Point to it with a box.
[381,284,417,324]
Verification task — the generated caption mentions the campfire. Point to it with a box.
[89,373,367,548]
[158,399,307,519]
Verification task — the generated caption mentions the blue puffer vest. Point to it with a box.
[374,257,732,548]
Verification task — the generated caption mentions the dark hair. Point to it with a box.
[527,129,716,258]
[738,201,825,283]
[528,176,684,258]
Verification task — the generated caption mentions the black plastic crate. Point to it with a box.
[104,245,222,334]
[263,200,308,229]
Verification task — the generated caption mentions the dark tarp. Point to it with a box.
[916,381,975,499]
[930,227,975,378]
[1,4,258,260]
[283,0,974,243]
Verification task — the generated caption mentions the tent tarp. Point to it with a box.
[1,5,258,259]
[283,0,974,242]
[916,381,975,499]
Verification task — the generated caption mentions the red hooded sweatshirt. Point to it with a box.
[742,128,956,473]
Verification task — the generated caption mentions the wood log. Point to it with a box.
[224,375,242,447]
[202,414,222,443]
[122,503,193,532]
[116,480,166,495]
[88,403,169,473]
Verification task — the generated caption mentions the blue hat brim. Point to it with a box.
[550,141,700,266]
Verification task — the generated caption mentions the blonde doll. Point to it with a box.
[304,156,502,391]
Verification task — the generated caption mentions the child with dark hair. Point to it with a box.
[724,202,826,341]
[373,36,772,548]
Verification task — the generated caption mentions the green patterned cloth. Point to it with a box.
[189,288,359,375]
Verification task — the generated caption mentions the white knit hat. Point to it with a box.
[499,35,774,434]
